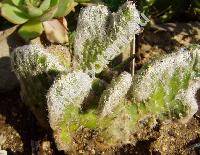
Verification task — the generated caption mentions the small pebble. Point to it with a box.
[0,150,7,155]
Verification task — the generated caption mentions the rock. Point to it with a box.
[39,141,52,155]
[0,26,24,92]
[0,150,7,155]
[0,124,23,153]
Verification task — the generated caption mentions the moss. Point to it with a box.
[37,55,47,66]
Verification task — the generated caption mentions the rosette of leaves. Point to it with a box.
[0,0,80,41]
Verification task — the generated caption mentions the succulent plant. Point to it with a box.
[10,1,141,128]
[0,0,82,41]
[10,2,200,153]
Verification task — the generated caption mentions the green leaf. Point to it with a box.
[39,0,51,11]
[24,1,44,17]
[193,0,200,7]
[18,20,44,41]
[39,5,58,21]
[11,0,24,6]
[50,0,59,6]
[54,0,77,17]
[1,3,29,24]
[39,0,59,21]
[75,0,91,3]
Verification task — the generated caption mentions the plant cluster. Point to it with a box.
[11,2,200,153]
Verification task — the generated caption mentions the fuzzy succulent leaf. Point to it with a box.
[74,2,141,74]
[98,71,132,116]
[11,45,68,128]
[47,71,93,150]
[47,71,93,129]
[130,46,200,123]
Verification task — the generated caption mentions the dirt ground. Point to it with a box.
[0,86,199,154]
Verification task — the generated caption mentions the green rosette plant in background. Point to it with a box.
[0,0,88,42]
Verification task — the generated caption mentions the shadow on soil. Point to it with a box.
[0,88,63,155]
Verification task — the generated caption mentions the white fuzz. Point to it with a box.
[74,2,141,74]
[74,5,109,59]
[11,45,66,78]
[99,72,132,117]
[133,48,199,101]
[47,71,92,129]
[179,78,200,122]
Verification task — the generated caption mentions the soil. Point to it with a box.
[0,89,62,155]
[0,22,200,154]
[0,89,200,154]
[136,22,200,69]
